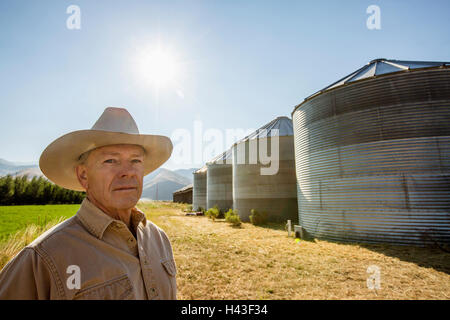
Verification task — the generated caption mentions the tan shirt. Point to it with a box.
[0,198,177,300]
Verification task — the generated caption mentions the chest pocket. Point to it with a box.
[73,274,135,300]
[160,258,177,299]
[161,258,177,277]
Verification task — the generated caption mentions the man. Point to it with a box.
[0,107,177,299]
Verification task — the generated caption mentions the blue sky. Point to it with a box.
[0,0,449,169]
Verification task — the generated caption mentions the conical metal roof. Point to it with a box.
[304,58,450,101]
[204,117,293,165]
[194,165,207,174]
[206,148,233,165]
[234,116,293,146]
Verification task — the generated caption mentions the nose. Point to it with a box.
[118,160,138,178]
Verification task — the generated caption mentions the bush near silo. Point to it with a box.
[225,209,241,226]
[250,209,268,226]
[205,206,220,221]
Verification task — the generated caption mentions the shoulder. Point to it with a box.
[145,220,173,243]
[26,215,81,250]
[140,220,174,257]
[146,220,168,236]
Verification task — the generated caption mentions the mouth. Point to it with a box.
[113,187,138,192]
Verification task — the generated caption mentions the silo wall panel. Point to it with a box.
[193,171,207,211]
[206,164,233,212]
[232,136,298,223]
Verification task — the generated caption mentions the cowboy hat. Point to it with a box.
[39,107,173,191]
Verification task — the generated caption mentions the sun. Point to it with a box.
[132,45,181,89]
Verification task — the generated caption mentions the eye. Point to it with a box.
[132,159,142,163]
[104,159,116,164]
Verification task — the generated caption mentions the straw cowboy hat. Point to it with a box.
[39,107,173,191]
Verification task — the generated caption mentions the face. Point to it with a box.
[76,144,145,211]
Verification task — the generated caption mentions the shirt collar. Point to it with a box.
[76,197,147,239]
[131,206,147,231]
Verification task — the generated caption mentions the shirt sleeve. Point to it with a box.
[0,247,61,299]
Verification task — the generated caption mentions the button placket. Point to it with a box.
[137,232,158,299]
[139,247,149,265]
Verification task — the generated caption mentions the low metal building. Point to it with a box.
[173,184,193,204]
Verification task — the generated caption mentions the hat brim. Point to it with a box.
[39,130,173,191]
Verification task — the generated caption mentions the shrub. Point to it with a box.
[205,206,220,220]
[249,209,268,225]
[225,209,241,226]
[216,206,225,219]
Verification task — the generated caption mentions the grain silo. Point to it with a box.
[206,149,233,212]
[192,166,207,211]
[292,58,450,246]
[232,116,298,223]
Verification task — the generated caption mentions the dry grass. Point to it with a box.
[0,217,65,269]
[139,202,450,300]
[2,201,449,300]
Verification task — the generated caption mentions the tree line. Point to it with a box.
[0,175,85,205]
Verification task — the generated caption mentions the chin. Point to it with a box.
[112,196,139,209]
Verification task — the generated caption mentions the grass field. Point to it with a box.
[0,204,79,242]
[1,201,450,299]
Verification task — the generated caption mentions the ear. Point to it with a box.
[75,164,88,190]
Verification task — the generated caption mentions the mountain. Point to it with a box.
[14,167,45,179]
[0,158,40,177]
[141,168,191,200]
[173,168,198,182]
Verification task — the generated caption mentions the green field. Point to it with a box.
[0,205,79,242]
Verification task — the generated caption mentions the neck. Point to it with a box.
[87,195,132,228]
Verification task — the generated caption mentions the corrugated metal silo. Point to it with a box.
[292,59,450,246]
[232,117,298,223]
[206,149,233,212]
[192,166,207,211]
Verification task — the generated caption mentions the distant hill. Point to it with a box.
[0,158,41,178]
[141,168,191,200]
[173,168,198,181]
[14,167,45,179]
